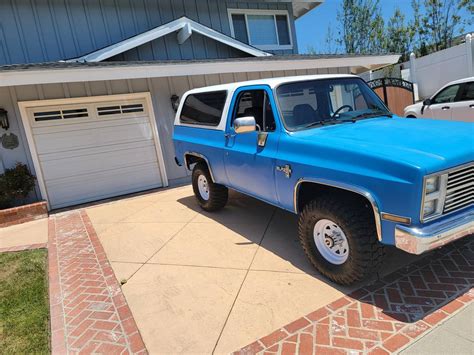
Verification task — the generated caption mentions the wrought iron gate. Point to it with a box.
[367,78,415,116]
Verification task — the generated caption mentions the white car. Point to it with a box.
[404,77,473,122]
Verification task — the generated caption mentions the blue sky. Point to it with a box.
[296,0,474,53]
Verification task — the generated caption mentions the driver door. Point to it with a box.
[224,86,281,204]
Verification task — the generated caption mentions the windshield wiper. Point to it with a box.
[342,111,393,122]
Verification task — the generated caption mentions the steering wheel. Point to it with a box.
[332,105,354,118]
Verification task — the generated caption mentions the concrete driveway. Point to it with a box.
[84,185,418,354]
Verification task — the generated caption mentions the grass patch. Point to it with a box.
[0,249,50,353]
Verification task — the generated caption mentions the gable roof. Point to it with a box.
[67,17,271,63]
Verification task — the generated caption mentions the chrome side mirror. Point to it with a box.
[234,116,257,134]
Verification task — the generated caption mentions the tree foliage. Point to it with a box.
[415,0,472,52]
[315,0,472,58]
[337,0,385,54]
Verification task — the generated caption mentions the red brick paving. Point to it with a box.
[48,210,147,354]
[236,237,473,354]
[0,242,47,253]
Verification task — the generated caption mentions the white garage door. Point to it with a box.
[21,94,167,209]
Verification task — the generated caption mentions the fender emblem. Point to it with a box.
[276,164,292,178]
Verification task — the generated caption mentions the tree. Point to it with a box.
[416,0,472,51]
[337,0,385,54]
[383,9,411,61]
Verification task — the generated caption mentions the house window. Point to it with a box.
[229,10,292,50]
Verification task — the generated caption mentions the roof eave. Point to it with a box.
[0,54,401,87]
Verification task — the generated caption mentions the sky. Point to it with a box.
[295,0,474,54]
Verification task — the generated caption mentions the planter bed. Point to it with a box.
[0,201,48,228]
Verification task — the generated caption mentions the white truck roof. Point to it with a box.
[183,74,358,94]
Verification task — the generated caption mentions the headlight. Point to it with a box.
[423,200,436,217]
[425,176,439,194]
[421,173,448,222]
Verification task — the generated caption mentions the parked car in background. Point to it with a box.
[173,74,473,285]
[404,77,474,122]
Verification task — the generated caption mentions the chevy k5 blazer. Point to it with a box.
[173,74,473,285]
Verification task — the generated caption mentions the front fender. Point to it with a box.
[293,178,383,242]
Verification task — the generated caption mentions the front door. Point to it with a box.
[424,83,462,120]
[224,86,281,204]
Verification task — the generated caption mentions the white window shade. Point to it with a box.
[247,15,278,45]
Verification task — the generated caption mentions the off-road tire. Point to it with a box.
[192,163,228,212]
[298,196,384,285]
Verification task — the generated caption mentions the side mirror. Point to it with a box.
[234,116,257,134]
[421,98,431,115]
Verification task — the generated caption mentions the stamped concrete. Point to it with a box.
[85,185,427,354]
[0,218,48,249]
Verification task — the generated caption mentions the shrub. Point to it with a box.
[0,163,36,209]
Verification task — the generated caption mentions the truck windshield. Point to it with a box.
[276,78,391,130]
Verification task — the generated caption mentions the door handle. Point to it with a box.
[441,106,450,110]
[469,104,474,108]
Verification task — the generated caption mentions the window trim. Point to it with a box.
[227,9,293,51]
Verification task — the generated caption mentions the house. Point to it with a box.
[0,0,399,210]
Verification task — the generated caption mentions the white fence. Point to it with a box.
[362,34,474,101]
[402,34,473,100]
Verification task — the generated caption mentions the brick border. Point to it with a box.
[235,237,473,354]
[48,210,147,354]
[0,201,48,228]
[0,242,47,254]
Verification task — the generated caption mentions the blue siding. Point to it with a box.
[0,0,298,65]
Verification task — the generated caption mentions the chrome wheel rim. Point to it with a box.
[197,175,210,201]
[313,219,349,265]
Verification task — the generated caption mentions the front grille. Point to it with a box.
[443,164,474,214]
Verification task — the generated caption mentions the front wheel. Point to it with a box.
[298,196,384,285]
[192,163,228,212]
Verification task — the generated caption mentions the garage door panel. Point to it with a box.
[31,115,150,134]
[40,144,158,181]
[39,140,155,162]
[47,163,162,209]
[24,94,166,209]
[33,121,154,155]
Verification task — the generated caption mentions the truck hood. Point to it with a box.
[290,117,474,174]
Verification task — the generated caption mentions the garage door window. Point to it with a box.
[34,108,89,121]
[97,103,145,116]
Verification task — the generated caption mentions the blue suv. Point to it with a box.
[173,74,473,285]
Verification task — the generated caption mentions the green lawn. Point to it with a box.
[0,249,50,354]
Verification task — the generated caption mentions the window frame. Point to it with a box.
[227,9,293,51]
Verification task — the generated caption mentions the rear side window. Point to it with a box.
[180,91,227,126]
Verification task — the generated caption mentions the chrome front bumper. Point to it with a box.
[395,210,473,255]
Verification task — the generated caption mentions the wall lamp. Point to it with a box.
[0,108,9,130]
[170,95,180,112]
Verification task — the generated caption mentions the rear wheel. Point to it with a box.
[192,163,228,212]
[298,196,384,285]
